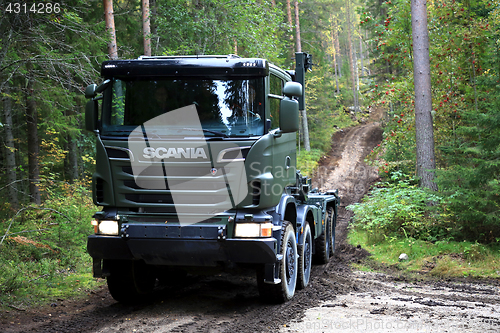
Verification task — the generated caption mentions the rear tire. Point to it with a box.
[314,207,334,264]
[297,222,312,289]
[328,207,336,256]
[107,260,156,303]
[257,221,297,303]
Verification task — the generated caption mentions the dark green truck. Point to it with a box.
[85,53,339,303]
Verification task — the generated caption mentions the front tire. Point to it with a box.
[257,221,297,303]
[298,222,312,289]
[107,260,156,303]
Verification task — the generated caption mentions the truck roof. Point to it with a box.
[101,55,269,78]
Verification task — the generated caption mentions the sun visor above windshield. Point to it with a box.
[101,58,269,78]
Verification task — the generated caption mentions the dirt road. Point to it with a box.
[2,118,499,333]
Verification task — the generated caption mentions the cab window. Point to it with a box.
[269,74,284,130]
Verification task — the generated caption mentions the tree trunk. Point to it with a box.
[466,5,478,113]
[66,135,79,182]
[150,0,159,54]
[294,1,301,53]
[294,0,310,151]
[2,82,19,209]
[334,22,342,77]
[359,32,364,77]
[411,0,437,191]
[346,0,358,116]
[103,0,118,59]
[142,0,151,56]
[353,33,359,105]
[286,0,294,64]
[26,69,41,204]
[331,29,339,94]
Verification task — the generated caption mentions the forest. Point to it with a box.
[0,0,499,304]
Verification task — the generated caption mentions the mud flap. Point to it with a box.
[263,254,283,284]
[93,258,102,278]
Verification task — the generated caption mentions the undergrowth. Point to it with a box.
[347,171,500,278]
[297,149,323,177]
[0,181,103,311]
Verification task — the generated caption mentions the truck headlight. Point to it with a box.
[234,222,273,238]
[98,220,119,235]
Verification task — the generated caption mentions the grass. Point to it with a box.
[0,182,105,312]
[348,229,500,279]
[0,256,104,311]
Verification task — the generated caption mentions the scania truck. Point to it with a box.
[85,52,339,303]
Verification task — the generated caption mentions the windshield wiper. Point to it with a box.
[103,128,230,139]
[181,128,229,138]
[102,130,131,136]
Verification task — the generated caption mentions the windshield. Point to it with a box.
[101,78,265,138]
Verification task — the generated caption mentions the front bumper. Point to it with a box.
[87,234,278,267]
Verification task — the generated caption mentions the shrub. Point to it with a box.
[347,171,443,240]
[297,149,322,177]
[0,181,100,306]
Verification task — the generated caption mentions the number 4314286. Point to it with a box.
[5,2,61,14]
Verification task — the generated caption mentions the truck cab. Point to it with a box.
[85,53,339,303]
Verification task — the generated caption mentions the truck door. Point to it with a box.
[269,74,297,193]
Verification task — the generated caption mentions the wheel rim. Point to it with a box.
[330,223,335,250]
[286,239,295,284]
[304,233,311,277]
[329,210,335,254]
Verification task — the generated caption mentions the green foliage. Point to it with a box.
[434,53,500,242]
[154,0,282,62]
[297,149,323,177]
[361,0,500,242]
[0,182,102,307]
[305,72,357,152]
[347,171,444,240]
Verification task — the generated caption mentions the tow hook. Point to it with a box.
[217,225,226,240]
[120,224,129,240]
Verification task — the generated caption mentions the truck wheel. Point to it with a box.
[314,207,333,264]
[257,221,297,303]
[107,260,156,303]
[297,222,312,289]
[329,207,336,256]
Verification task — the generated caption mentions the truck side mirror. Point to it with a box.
[86,100,98,132]
[84,80,110,132]
[85,84,98,99]
[280,97,299,133]
[279,82,301,133]
[85,80,111,99]
[283,82,302,98]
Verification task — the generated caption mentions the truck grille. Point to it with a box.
[112,161,237,214]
